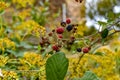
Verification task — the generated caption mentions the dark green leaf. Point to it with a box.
[46,52,69,80]
[101,28,109,38]
[48,51,54,55]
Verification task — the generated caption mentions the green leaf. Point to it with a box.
[94,52,105,56]
[107,12,116,20]
[80,71,100,80]
[101,28,109,39]
[0,10,5,15]
[97,21,107,27]
[48,51,54,55]
[38,45,41,51]
[46,52,69,80]
[12,16,22,22]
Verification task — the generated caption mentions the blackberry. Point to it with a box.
[66,25,73,32]
[66,18,71,24]
[82,47,89,53]
[61,22,66,27]
[48,32,52,36]
[52,45,59,51]
[77,48,81,52]
[56,27,64,34]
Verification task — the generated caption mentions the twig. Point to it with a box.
[108,30,120,36]
[77,53,85,65]
[107,18,120,29]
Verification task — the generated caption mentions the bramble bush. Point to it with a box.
[0,0,120,80]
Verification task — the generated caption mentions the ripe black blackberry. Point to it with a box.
[77,48,82,52]
[66,25,73,32]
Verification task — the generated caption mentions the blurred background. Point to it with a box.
[3,0,120,29]
[0,0,119,56]
[0,0,120,79]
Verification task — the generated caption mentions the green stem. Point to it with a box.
[0,15,4,55]
[77,53,85,65]
[0,16,2,35]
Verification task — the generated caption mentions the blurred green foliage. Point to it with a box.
[86,0,120,20]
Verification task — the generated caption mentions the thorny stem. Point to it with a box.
[70,30,120,80]
[76,18,120,66]
[68,53,85,80]
[62,31,98,41]
[109,30,120,36]
[58,19,120,47]
[107,18,120,30]
[90,38,101,47]
[89,30,120,48]
[63,18,120,47]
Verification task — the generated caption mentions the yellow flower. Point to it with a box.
[18,52,48,79]
[0,38,15,52]
[16,20,46,37]
[17,9,31,20]
[0,1,8,10]
[67,52,117,79]
[105,74,120,80]
[0,55,8,67]
[19,52,45,68]
[74,25,87,37]
[0,70,18,80]
[12,0,35,8]
[110,39,120,52]
[95,46,115,57]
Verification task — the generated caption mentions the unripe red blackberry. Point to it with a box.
[48,32,52,36]
[70,36,75,39]
[82,47,89,53]
[62,40,66,43]
[52,45,59,51]
[73,30,76,33]
[58,45,62,48]
[75,0,83,3]
[58,34,63,39]
[66,18,71,24]
[52,29,55,32]
[75,0,78,2]
[79,0,83,3]
[88,46,91,50]
[56,27,64,34]
[70,36,75,41]
[42,37,48,43]
[68,41,73,45]
[41,49,45,52]
[40,41,44,47]
[74,27,77,31]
